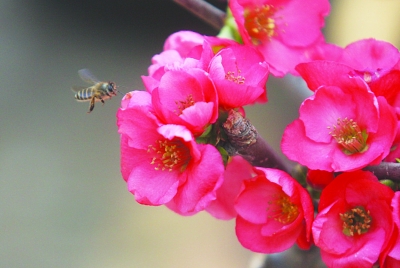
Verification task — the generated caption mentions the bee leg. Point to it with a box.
[87,97,96,113]
[105,92,113,100]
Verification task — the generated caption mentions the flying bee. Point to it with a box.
[71,68,118,113]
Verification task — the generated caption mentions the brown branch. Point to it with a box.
[222,110,292,173]
[364,162,400,182]
[172,0,226,30]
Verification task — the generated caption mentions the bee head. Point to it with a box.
[107,82,117,94]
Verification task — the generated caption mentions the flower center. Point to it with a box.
[244,5,276,45]
[148,139,190,172]
[340,206,372,236]
[350,69,383,84]
[175,94,195,115]
[328,118,368,155]
[267,195,299,224]
[225,69,245,85]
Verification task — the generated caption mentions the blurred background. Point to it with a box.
[1,1,399,267]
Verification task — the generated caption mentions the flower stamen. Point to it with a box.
[148,139,190,172]
[340,206,372,236]
[175,94,195,115]
[267,194,299,224]
[244,5,276,45]
[328,118,368,155]
[225,69,245,85]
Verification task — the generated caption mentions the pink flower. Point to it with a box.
[208,44,269,109]
[313,170,395,268]
[229,0,330,76]
[145,31,208,87]
[281,75,397,172]
[206,156,255,220]
[234,168,314,253]
[297,39,400,107]
[163,31,205,58]
[339,38,400,80]
[150,68,219,136]
[383,192,400,267]
[117,91,224,215]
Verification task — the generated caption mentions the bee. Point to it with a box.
[71,69,118,113]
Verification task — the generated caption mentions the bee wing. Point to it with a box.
[78,69,100,84]
[71,85,87,92]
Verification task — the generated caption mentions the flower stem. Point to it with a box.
[222,110,292,173]
[172,0,226,30]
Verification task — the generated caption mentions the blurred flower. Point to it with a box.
[229,0,330,76]
[313,170,395,267]
[234,168,314,253]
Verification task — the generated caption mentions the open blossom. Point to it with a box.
[297,39,400,163]
[117,91,224,215]
[281,73,397,172]
[235,168,314,253]
[229,0,330,76]
[208,44,269,109]
[313,171,395,267]
[150,68,219,136]
[206,156,255,220]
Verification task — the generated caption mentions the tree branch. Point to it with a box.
[222,110,292,173]
[172,0,226,30]
[364,162,400,183]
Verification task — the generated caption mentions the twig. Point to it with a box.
[172,0,226,30]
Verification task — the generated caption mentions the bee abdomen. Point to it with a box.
[75,88,93,100]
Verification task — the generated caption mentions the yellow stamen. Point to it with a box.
[340,206,372,236]
[267,194,299,224]
[328,118,368,155]
[148,139,190,172]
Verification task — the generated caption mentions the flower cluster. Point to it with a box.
[117,0,400,267]
[281,38,400,267]
[117,30,269,215]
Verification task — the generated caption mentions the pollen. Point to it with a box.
[328,118,368,155]
[225,69,245,85]
[267,194,299,224]
[244,5,277,45]
[175,94,195,115]
[340,206,372,236]
[148,139,190,172]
